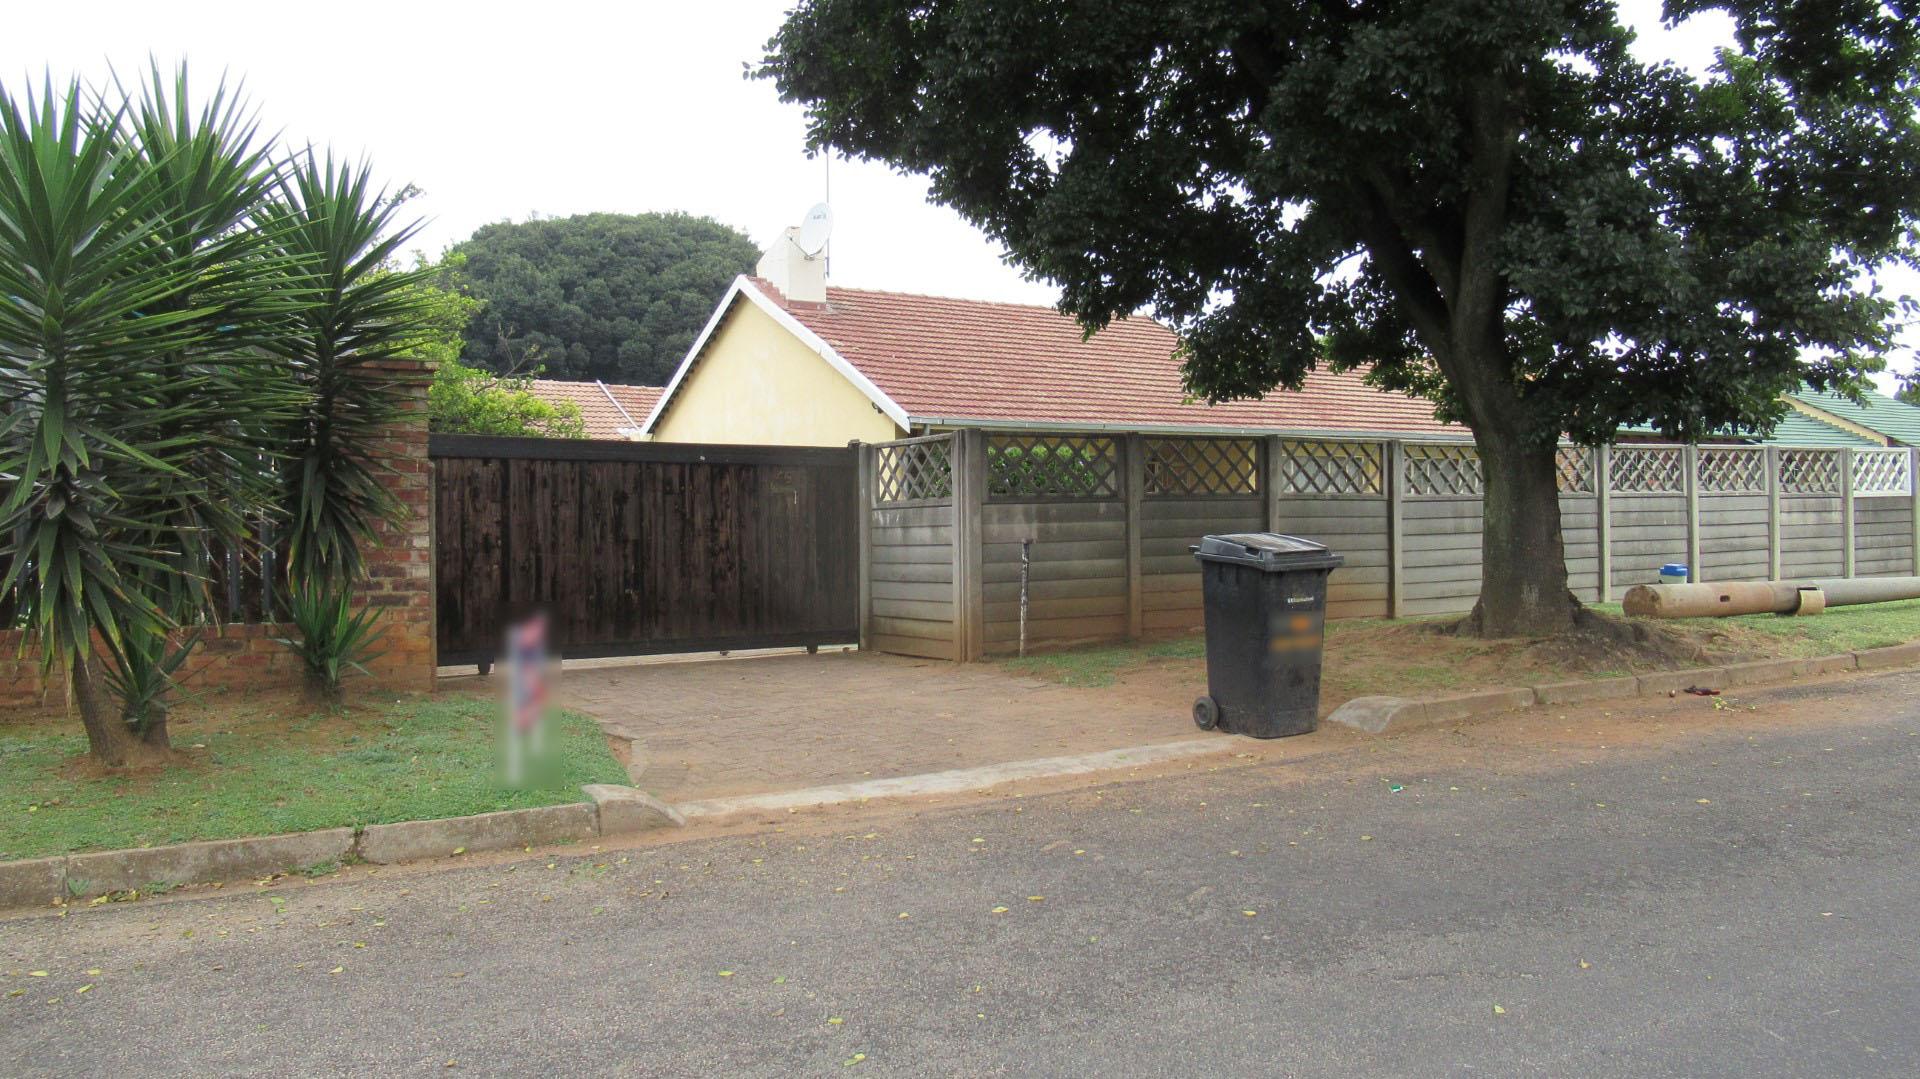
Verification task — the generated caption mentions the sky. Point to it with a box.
[4,0,1913,389]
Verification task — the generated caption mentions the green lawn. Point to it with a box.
[1002,599,1920,693]
[1596,598,1920,657]
[0,696,628,862]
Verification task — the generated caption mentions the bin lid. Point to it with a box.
[1191,533,1345,572]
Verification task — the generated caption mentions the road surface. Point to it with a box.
[4,670,1918,1076]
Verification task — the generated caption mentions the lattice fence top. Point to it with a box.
[986,434,1121,499]
[1778,448,1843,495]
[1271,439,1383,497]
[1555,447,1594,494]
[1609,446,1685,494]
[1696,447,1766,495]
[1853,447,1913,497]
[874,437,953,505]
[1145,438,1259,497]
[1402,444,1482,498]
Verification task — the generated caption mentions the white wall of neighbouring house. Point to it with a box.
[650,299,903,447]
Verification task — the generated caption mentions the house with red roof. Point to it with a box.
[519,379,662,441]
[640,244,1457,445]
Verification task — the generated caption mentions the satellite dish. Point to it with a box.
[794,202,834,257]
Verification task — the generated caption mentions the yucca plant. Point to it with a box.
[261,154,433,595]
[274,584,385,707]
[0,72,291,764]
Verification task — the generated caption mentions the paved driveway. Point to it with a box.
[458,649,1220,804]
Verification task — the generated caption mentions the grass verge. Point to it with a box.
[0,694,628,862]
[1002,599,1920,700]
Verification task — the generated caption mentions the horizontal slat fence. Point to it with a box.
[857,433,1919,659]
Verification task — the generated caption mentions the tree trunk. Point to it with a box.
[137,701,171,749]
[71,654,152,767]
[1465,434,1583,637]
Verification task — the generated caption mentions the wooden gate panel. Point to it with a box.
[431,436,858,665]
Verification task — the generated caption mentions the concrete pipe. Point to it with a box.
[1622,576,1920,619]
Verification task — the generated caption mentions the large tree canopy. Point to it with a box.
[763,0,1920,636]
[448,211,758,385]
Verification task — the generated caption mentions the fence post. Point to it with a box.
[1125,433,1145,639]
[951,430,987,662]
[1594,444,1612,602]
[1683,444,1701,583]
[1387,440,1405,618]
[1765,446,1782,581]
[1264,435,1284,534]
[854,441,873,652]
[1840,447,1856,579]
[1911,447,1919,576]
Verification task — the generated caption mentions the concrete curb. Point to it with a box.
[0,782,685,914]
[676,739,1240,822]
[1328,646,1914,736]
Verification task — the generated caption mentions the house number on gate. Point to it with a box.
[769,468,800,506]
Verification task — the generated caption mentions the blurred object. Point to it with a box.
[502,613,557,786]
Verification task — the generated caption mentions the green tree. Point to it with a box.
[407,256,585,437]
[430,362,585,437]
[449,212,759,385]
[0,71,293,763]
[763,0,1920,636]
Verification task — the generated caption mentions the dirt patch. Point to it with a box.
[1061,611,1801,719]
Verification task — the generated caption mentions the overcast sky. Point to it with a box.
[5,0,1913,387]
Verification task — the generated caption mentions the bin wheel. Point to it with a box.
[1193,696,1220,731]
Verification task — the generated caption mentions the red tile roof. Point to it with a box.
[748,278,1459,437]
[526,379,662,440]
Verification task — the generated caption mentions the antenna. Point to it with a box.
[795,202,834,258]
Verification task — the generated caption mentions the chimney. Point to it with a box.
[755,226,827,304]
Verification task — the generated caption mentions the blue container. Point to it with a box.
[1660,563,1689,586]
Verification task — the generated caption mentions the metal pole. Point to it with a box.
[1018,537,1032,658]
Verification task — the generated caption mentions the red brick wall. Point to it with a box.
[0,358,437,712]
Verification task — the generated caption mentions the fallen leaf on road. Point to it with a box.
[1493,1005,1506,1015]
[328,967,343,975]
[75,984,91,994]
[1243,910,1258,918]
[844,1053,866,1066]
[1027,896,1044,903]
[718,971,734,977]
[28,971,47,977]
[990,906,1009,914]
[1579,961,1591,969]
[451,847,465,855]
[828,1017,844,1025]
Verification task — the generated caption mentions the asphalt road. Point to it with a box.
[4,670,1919,1077]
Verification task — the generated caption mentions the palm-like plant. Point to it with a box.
[262,154,431,595]
[0,72,288,764]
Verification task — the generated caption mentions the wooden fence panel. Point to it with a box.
[431,435,858,665]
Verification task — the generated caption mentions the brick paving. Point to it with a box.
[469,650,1206,804]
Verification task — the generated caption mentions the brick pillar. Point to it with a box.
[352,358,436,693]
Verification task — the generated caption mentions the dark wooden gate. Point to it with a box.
[430,435,859,666]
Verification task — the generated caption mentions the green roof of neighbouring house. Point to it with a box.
[1749,408,1881,447]
[1620,407,1877,447]
[1788,386,1920,447]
